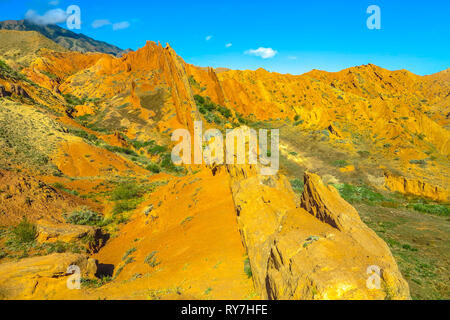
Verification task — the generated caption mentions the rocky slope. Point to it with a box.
[0,29,448,300]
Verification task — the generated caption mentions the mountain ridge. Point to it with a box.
[0,19,125,56]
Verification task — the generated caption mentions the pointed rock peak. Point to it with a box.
[140,40,159,50]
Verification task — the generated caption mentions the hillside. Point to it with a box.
[0,30,67,69]
[0,32,448,300]
[0,20,125,56]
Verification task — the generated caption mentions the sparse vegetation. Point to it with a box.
[110,182,143,201]
[144,251,160,267]
[52,183,79,196]
[113,200,138,215]
[63,93,87,106]
[303,236,320,248]
[290,178,304,193]
[104,145,138,157]
[409,159,427,166]
[334,183,393,206]
[0,59,28,82]
[244,257,252,278]
[81,276,112,288]
[10,217,37,244]
[148,143,167,155]
[64,207,103,226]
[66,127,99,143]
[409,203,449,217]
[194,94,232,123]
[332,159,349,168]
[122,247,137,261]
[180,216,194,225]
[145,163,161,173]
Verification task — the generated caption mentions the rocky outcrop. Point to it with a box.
[265,172,410,299]
[36,220,104,253]
[229,170,300,296]
[0,169,89,226]
[0,82,30,99]
[0,253,97,299]
[384,172,449,202]
[228,169,410,300]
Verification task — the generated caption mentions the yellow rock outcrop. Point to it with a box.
[384,172,449,202]
[0,253,97,300]
[229,169,410,300]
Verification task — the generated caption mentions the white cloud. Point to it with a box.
[92,19,111,29]
[112,21,130,31]
[205,35,212,41]
[49,0,59,5]
[244,47,278,59]
[225,43,232,48]
[25,8,68,25]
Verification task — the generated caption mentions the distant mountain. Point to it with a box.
[0,19,125,57]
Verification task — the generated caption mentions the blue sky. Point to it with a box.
[0,0,449,75]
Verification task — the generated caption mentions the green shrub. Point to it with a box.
[402,244,418,252]
[411,203,449,217]
[237,114,247,125]
[113,201,137,214]
[81,276,112,288]
[217,105,232,118]
[110,183,142,201]
[290,178,304,193]
[332,159,348,168]
[146,163,161,173]
[334,184,388,205]
[11,218,37,244]
[180,216,194,225]
[67,128,98,143]
[45,241,68,254]
[194,94,232,122]
[244,257,252,278]
[144,251,160,267]
[148,144,167,155]
[193,94,205,105]
[104,145,138,157]
[122,247,137,261]
[63,93,86,106]
[64,207,103,226]
[409,159,427,166]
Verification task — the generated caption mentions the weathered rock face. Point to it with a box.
[267,172,410,299]
[229,169,300,296]
[228,169,410,300]
[0,81,30,99]
[0,253,97,300]
[384,171,449,202]
[36,220,104,253]
[265,208,409,299]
